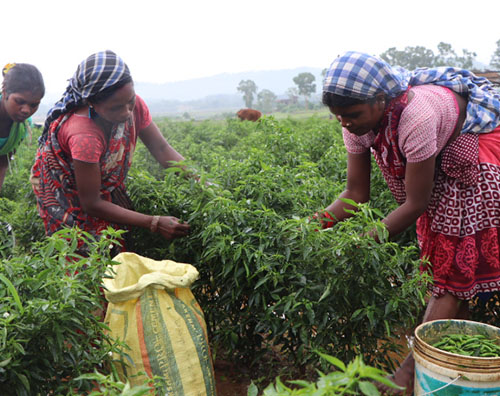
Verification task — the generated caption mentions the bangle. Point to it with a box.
[150,215,160,233]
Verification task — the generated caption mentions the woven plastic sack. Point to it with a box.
[103,252,216,395]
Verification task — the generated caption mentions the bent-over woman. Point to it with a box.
[31,50,190,249]
[320,51,500,394]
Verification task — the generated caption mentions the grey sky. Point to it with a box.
[3,0,499,96]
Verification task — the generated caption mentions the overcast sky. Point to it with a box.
[2,0,499,97]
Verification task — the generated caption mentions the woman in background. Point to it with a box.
[32,50,190,249]
[0,63,44,192]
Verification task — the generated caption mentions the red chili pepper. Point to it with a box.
[321,211,335,229]
[312,211,335,229]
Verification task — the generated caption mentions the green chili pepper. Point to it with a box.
[431,333,500,357]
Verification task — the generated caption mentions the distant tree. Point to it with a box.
[434,42,458,66]
[380,43,477,70]
[237,80,258,108]
[435,42,477,69]
[256,89,277,113]
[293,72,316,109]
[285,87,299,104]
[456,49,477,69]
[380,46,436,69]
[491,39,500,69]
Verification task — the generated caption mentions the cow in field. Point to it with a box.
[237,108,262,121]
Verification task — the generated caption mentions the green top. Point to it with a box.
[0,95,29,156]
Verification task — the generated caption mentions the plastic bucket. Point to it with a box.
[413,319,500,395]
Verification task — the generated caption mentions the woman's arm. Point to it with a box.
[323,151,372,226]
[381,155,435,237]
[138,121,185,168]
[0,155,8,193]
[73,160,190,239]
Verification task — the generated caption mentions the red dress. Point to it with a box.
[31,95,152,240]
[416,130,500,299]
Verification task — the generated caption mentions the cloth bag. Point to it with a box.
[103,252,216,395]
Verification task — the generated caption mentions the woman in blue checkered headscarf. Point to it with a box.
[31,50,191,250]
[323,51,500,133]
[320,51,500,394]
[39,50,131,146]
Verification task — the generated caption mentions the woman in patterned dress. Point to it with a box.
[31,50,190,247]
[320,51,500,394]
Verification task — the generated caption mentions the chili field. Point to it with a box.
[2,115,499,394]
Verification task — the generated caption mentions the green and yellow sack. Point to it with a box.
[103,252,216,395]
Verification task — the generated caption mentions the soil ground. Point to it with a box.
[214,359,252,396]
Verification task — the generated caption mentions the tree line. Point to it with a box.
[237,40,500,113]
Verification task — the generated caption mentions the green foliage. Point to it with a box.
[0,220,15,258]
[67,371,156,396]
[0,127,46,250]
[0,228,126,395]
[0,196,45,253]
[380,45,436,69]
[0,130,38,202]
[250,353,402,395]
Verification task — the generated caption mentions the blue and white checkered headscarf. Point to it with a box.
[39,50,131,145]
[323,51,500,134]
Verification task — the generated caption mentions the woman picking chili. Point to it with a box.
[320,51,500,394]
[32,50,190,248]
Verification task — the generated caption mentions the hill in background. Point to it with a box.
[34,67,324,121]
[135,67,323,101]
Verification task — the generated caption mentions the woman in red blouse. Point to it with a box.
[32,50,190,247]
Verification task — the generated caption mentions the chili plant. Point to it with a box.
[0,228,126,395]
[127,168,428,371]
[4,115,491,383]
[249,352,402,396]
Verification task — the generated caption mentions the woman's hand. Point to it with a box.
[74,161,190,239]
[317,151,371,229]
[156,216,190,240]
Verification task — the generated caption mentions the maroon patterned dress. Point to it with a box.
[372,92,500,300]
